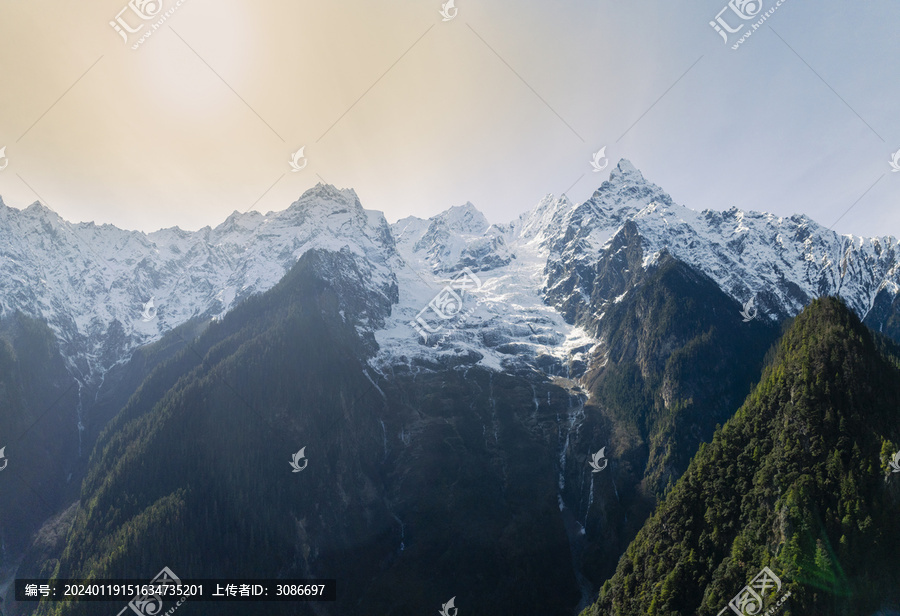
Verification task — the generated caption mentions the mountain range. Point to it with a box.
[2,160,898,389]
[1,160,899,615]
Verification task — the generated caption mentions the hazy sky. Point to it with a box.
[0,0,897,237]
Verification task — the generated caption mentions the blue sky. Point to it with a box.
[0,0,897,237]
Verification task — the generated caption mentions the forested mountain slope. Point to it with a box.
[583,297,900,616]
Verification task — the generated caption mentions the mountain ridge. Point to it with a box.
[1,161,898,390]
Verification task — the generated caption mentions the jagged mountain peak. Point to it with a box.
[431,201,490,235]
[208,209,265,239]
[293,182,361,207]
[13,200,62,222]
[389,201,503,274]
[390,215,429,245]
[529,160,899,329]
[279,183,365,223]
[607,157,643,182]
[24,200,53,212]
[391,202,488,239]
[515,193,572,243]
[590,160,673,213]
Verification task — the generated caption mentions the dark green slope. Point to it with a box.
[566,254,779,588]
[36,249,397,616]
[0,313,79,559]
[582,297,900,616]
[585,253,780,496]
[353,366,581,616]
[83,317,210,450]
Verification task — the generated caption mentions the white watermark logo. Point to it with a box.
[590,146,609,173]
[289,147,308,172]
[290,447,308,472]
[0,446,7,471]
[439,0,458,22]
[718,567,788,616]
[0,146,8,171]
[710,0,762,42]
[740,297,758,322]
[117,567,186,616]
[889,149,900,173]
[410,267,482,345]
[110,0,190,50]
[890,450,900,473]
[439,596,458,616]
[588,447,608,472]
[141,298,158,322]
[710,0,789,50]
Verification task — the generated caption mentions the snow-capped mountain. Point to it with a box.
[394,202,513,273]
[4,160,900,616]
[537,160,900,328]
[0,184,398,386]
[1,159,898,390]
[374,159,900,376]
